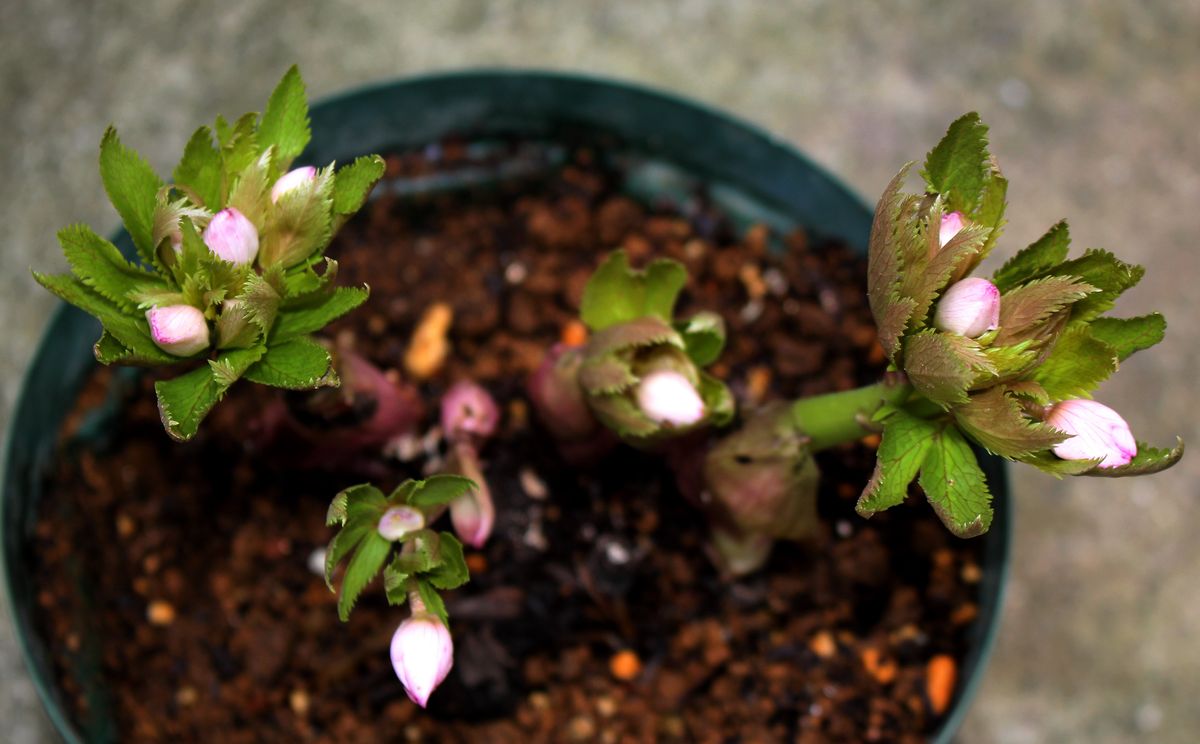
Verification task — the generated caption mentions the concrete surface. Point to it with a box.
[2,1,1198,741]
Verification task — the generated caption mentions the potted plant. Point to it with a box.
[3,68,1181,742]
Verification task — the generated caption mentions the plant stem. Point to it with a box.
[788,374,919,452]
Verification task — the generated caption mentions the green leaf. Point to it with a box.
[58,224,164,311]
[857,410,938,517]
[993,221,1071,292]
[333,155,385,215]
[272,286,368,342]
[242,337,335,390]
[383,561,411,605]
[226,149,272,231]
[981,339,1039,383]
[405,475,477,509]
[1033,325,1119,400]
[676,311,726,366]
[33,271,176,365]
[698,370,735,427]
[258,65,310,169]
[173,126,223,209]
[416,578,449,626]
[953,387,1067,459]
[995,275,1096,345]
[866,165,918,360]
[903,331,995,407]
[426,532,470,591]
[579,250,687,330]
[337,532,392,621]
[99,127,165,266]
[1016,449,1102,477]
[239,270,283,334]
[214,300,259,349]
[259,166,334,268]
[153,365,221,441]
[1081,438,1184,478]
[220,112,260,179]
[921,113,991,215]
[1088,314,1166,361]
[919,424,993,537]
[154,346,263,440]
[1052,249,1144,323]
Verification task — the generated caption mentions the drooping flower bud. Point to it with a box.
[377,505,425,541]
[527,344,600,441]
[390,613,454,708]
[636,369,706,426]
[1046,399,1137,468]
[933,278,1000,338]
[446,443,495,548]
[939,211,966,248]
[270,166,317,203]
[146,305,210,357]
[441,381,500,445]
[203,207,259,265]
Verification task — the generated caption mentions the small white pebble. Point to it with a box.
[818,287,841,315]
[385,433,422,462]
[762,267,788,296]
[519,467,548,500]
[835,520,853,538]
[523,521,548,551]
[605,541,631,565]
[505,262,528,285]
[740,299,764,323]
[307,547,327,577]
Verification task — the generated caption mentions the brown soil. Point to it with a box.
[35,142,986,743]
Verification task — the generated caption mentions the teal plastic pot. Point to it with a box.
[2,70,1010,743]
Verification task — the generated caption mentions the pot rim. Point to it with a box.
[2,68,1011,744]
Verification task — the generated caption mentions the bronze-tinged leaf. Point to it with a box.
[1080,438,1184,478]
[903,331,996,408]
[954,387,1067,459]
[995,276,1096,345]
[867,164,916,360]
[993,220,1071,292]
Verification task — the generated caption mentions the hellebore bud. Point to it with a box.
[527,344,600,441]
[146,305,209,357]
[701,403,820,575]
[377,505,425,541]
[636,370,706,426]
[390,613,454,708]
[203,207,259,265]
[939,211,966,248]
[933,278,1000,338]
[1046,399,1137,468]
[446,444,495,548]
[441,381,500,445]
[270,166,317,203]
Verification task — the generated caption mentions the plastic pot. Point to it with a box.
[2,70,1009,743]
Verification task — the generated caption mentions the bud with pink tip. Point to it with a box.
[390,612,454,708]
[270,166,317,203]
[447,444,495,548]
[939,211,966,248]
[1046,399,1137,468]
[636,369,706,426]
[377,505,425,541]
[933,278,1000,338]
[146,305,209,357]
[203,207,259,265]
[441,381,500,445]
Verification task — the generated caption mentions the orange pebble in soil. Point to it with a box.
[609,649,642,681]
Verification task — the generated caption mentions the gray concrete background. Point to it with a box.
[2,2,1198,742]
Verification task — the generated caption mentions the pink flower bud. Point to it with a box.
[933,278,1000,338]
[447,444,495,548]
[270,166,317,203]
[939,211,966,247]
[441,381,500,444]
[146,305,209,357]
[527,344,598,442]
[636,370,705,426]
[390,613,454,708]
[1046,399,1137,468]
[203,207,259,265]
[377,506,425,541]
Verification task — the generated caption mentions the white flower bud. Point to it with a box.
[390,613,454,708]
[939,211,966,248]
[202,207,259,265]
[146,305,209,357]
[1046,399,1137,468]
[377,506,425,541]
[636,370,706,426]
[933,278,1000,338]
[270,166,317,203]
